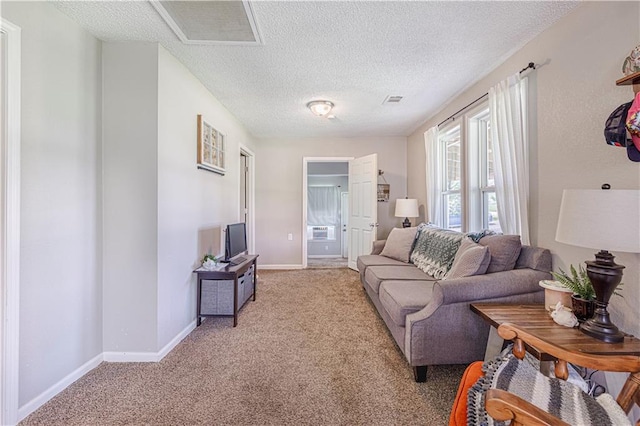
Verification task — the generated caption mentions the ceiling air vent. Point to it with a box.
[150,0,262,45]
[383,96,403,104]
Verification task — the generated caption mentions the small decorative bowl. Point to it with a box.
[539,280,573,311]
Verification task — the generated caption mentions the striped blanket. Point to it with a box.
[467,353,632,426]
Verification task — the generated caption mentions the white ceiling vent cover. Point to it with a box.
[150,0,262,45]
[383,96,403,104]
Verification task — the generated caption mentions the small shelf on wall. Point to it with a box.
[377,184,390,202]
[616,71,640,86]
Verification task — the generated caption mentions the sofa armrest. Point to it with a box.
[406,268,550,328]
[371,239,386,255]
[403,268,549,367]
[434,269,551,305]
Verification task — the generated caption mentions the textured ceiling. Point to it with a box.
[52,1,580,139]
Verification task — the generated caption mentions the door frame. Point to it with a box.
[302,157,352,269]
[340,191,349,258]
[1,18,21,426]
[239,145,255,254]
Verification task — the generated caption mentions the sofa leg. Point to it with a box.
[413,366,427,382]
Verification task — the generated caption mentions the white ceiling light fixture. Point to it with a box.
[307,100,334,117]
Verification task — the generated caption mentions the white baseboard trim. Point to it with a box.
[307,255,343,258]
[102,351,160,362]
[157,320,196,360]
[260,264,303,270]
[17,321,197,423]
[18,353,103,422]
[104,320,196,362]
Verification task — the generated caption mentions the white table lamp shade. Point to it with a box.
[555,189,640,253]
[395,198,419,218]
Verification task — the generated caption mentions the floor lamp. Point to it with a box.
[555,188,640,343]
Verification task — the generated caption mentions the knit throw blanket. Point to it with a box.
[409,224,496,279]
[467,353,632,426]
[410,225,466,279]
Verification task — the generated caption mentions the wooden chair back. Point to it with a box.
[484,323,640,426]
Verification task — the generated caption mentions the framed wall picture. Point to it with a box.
[377,184,390,202]
[197,114,226,175]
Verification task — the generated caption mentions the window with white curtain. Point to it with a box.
[475,110,501,233]
[440,126,462,231]
[307,186,340,240]
[437,103,502,233]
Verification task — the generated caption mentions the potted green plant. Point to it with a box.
[551,265,595,322]
[202,254,219,270]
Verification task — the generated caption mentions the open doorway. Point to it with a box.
[302,158,351,269]
[239,146,255,253]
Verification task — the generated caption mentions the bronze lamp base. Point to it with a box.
[579,250,625,343]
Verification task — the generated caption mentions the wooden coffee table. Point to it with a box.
[470,303,640,373]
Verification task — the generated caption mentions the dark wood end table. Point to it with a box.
[470,303,640,374]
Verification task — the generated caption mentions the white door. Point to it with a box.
[347,154,378,271]
[340,192,348,258]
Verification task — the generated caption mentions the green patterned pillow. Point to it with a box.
[410,225,466,279]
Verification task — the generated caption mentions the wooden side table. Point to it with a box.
[470,303,640,374]
[194,254,258,327]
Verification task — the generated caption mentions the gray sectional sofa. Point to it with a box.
[357,226,551,382]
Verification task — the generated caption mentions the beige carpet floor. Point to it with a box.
[20,269,466,425]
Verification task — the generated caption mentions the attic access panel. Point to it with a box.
[151,0,262,45]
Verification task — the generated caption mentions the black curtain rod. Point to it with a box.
[437,62,536,128]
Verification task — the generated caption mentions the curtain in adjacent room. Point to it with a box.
[489,74,530,244]
[307,186,340,226]
[424,126,442,226]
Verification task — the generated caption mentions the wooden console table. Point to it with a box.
[470,303,640,373]
[194,254,258,327]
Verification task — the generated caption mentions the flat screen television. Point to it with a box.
[223,222,248,265]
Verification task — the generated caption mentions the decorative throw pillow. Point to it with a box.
[478,234,522,273]
[445,238,491,279]
[410,225,466,279]
[380,227,418,263]
[467,353,632,426]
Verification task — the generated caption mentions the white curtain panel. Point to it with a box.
[307,186,340,226]
[489,74,530,244]
[424,126,442,226]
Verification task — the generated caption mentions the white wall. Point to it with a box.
[1,17,255,413]
[2,1,103,408]
[101,43,258,353]
[157,46,256,348]
[254,137,407,266]
[102,42,159,353]
[103,43,258,353]
[407,1,640,336]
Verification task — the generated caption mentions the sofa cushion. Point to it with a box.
[380,227,417,262]
[445,238,491,279]
[515,246,552,272]
[364,265,433,294]
[357,254,407,274]
[379,280,435,327]
[478,234,522,273]
[410,225,466,279]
